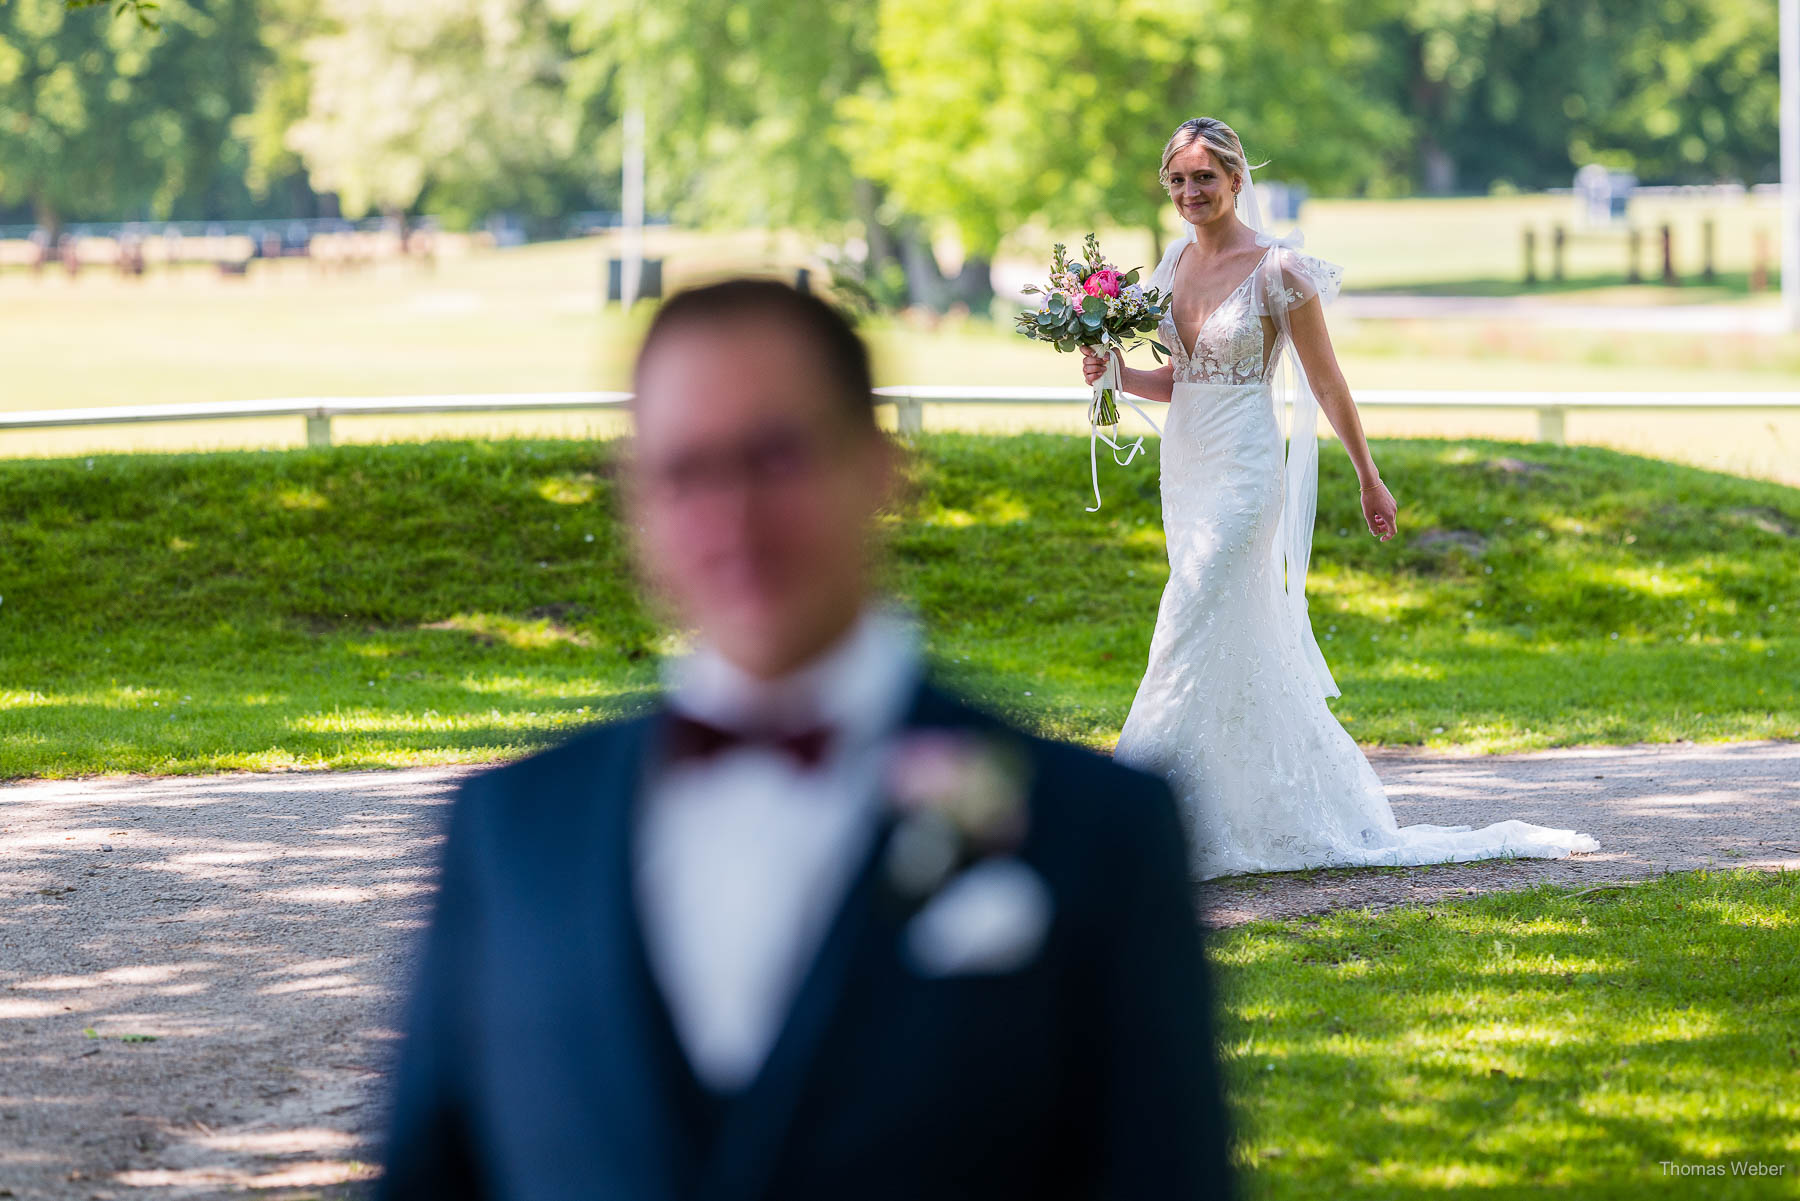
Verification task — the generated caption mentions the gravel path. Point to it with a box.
[2,739,1796,1198]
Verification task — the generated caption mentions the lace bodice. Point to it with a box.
[1158,245,1344,385]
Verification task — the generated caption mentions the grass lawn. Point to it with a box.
[1213,869,1799,1197]
[1,433,1795,779]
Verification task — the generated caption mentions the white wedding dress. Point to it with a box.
[1112,183,1598,881]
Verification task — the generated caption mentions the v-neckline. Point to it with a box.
[1170,242,1271,362]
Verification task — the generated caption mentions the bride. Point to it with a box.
[1083,117,1598,880]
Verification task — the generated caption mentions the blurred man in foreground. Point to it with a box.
[377,278,1234,1200]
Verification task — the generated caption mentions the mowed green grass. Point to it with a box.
[1,433,1795,778]
[1211,869,1799,1198]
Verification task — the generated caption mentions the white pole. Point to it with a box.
[1783,0,1800,330]
[622,102,645,311]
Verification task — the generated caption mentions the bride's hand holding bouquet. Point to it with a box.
[1016,232,1173,510]
[1015,233,1171,428]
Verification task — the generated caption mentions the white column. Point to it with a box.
[1783,0,1800,330]
[621,102,645,310]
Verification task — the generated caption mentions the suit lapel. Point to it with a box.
[575,715,698,1199]
[696,677,986,1201]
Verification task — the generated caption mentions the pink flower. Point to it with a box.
[1082,268,1122,299]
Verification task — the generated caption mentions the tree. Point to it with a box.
[282,0,599,226]
[1584,0,1777,184]
[1372,0,1778,192]
[0,0,263,236]
[568,0,911,286]
[838,0,1406,303]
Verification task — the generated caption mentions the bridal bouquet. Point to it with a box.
[1014,232,1171,427]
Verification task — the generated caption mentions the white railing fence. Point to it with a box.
[2,388,1797,448]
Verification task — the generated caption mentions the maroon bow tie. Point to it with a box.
[662,712,836,770]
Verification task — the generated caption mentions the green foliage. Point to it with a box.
[1212,869,1799,1196]
[1,434,1795,778]
[281,0,601,222]
[0,0,264,227]
[5,0,1782,233]
[838,0,1404,254]
[62,0,159,31]
[568,0,880,234]
[1373,0,1778,191]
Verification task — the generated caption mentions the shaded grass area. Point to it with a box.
[1211,869,1800,1198]
[1,433,1796,777]
[901,434,1799,751]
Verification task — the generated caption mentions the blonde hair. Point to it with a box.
[1158,118,1267,190]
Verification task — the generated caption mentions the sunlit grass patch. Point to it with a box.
[1213,869,1800,1198]
[1,433,1796,777]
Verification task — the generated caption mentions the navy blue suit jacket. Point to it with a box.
[378,679,1235,1201]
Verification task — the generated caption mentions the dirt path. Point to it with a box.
[2,739,1796,1198]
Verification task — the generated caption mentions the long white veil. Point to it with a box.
[1145,167,1341,699]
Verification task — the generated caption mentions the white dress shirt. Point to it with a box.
[632,603,924,1092]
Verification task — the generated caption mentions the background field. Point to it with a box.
[5,195,1795,486]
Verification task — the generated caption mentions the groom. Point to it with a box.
[377,278,1235,1200]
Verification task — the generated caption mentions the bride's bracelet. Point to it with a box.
[1359,478,1385,492]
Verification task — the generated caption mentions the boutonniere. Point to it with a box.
[879,727,1034,909]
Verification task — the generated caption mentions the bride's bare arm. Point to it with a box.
[1287,300,1398,540]
[1080,346,1175,404]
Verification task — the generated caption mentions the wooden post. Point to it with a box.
[1752,230,1771,293]
[1523,227,1537,285]
[1537,406,1567,445]
[1552,224,1566,283]
[895,396,924,437]
[1660,223,1678,285]
[1702,218,1716,284]
[1627,228,1642,284]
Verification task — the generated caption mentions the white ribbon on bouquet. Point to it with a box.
[1084,334,1163,513]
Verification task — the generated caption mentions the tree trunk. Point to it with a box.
[1421,142,1456,196]
[852,177,895,270]
[947,254,994,316]
[32,194,62,244]
[894,218,952,311]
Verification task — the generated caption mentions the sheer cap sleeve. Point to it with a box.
[1253,245,1343,317]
